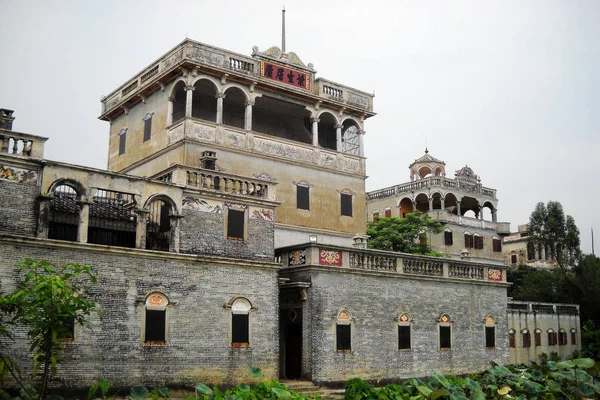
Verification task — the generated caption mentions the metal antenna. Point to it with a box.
[282,6,286,52]
[593,227,595,256]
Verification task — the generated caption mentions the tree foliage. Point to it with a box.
[529,201,582,269]
[3,260,99,399]
[366,213,445,254]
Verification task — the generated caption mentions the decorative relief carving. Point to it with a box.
[320,152,337,169]
[288,249,306,266]
[225,130,246,148]
[343,158,360,173]
[225,202,248,210]
[163,48,184,70]
[458,217,483,229]
[253,137,313,163]
[246,133,254,150]
[189,45,226,68]
[254,172,277,182]
[168,125,184,144]
[319,249,342,266]
[215,127,225,145]
[488,268,503,281]
[182,197,222,214]
[0,165,38,185]
[250,207,274,221]
[347,93,369,109]
[192,124,216,142]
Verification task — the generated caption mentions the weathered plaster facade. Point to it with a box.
[503,224,558,269]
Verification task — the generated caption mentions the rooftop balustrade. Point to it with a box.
[366,176,497,201]
[0,130,47,159]
[507,301,580,315]
[276,243,508,284]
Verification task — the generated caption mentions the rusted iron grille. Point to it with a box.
[48,185,79,241]
[88,189,136,248]
[146,200,170,251]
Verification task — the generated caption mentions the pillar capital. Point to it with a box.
[245,100,255,107]
[311,117,320,124]
[358,129,366,135]
[184,85,195,91]
[215,92,226,99]
[334,124,343,129]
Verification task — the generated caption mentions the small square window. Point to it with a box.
[336,324,351,351]
[341,193,353,217]
[297,185,309,210]
[398,325,411,350]
[227,209,245,240]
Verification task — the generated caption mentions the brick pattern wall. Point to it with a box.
[0,180,38,236]
[0,241,279,389]
[180,209,274,260]
[284,270,508,383]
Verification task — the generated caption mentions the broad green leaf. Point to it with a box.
[238,384,250,392]
[271,387,292,399]
[432,371,451,388]
[555,360,575,369]
[157,386,169,397]
[430,389,449,400]
[416,386,432,396]
[449,393,469,400]
[572,358,595,369]
[195,383,214,397]
[130,386,149,399]
[249,367,263,377]
[578,381,596,398]
[497,386,511,395]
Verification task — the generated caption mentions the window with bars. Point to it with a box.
[118,128,127,155]
[227,209,245,240]
[143,113,152,142]
[444,231,453,246]
[48,184,80,242]
[88,189,137,248]
[523,331,531,348]
[492,238,502,252]
[341,193,352,217]
[297,185,309,210]
[559,330,567,346]
[146,199,171,252]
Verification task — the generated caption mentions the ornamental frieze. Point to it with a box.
[253,137,313,163]
[488,268,503,281]
[319,249,342,266]
[288,249,306,266]
[0,165,38,185]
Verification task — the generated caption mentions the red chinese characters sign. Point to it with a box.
[260,61,311,90]
[319,249,342,266]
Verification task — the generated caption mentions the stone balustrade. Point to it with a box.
[367,176,497,201]
[0,130,47,159]
[101,40,375,117]
[185,167,275,201]
[276,244,507,284]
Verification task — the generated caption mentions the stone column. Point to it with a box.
[244,99,254,131]
[428,197,433,212]
[77,200,91,243]
[440,198,446,211]
[456,201,462,216]
[311,117,319,147]
[167,97,175,125]
[492,208,497,222]
[135,209,150,249]
[358,130,366,157]
[216,93,225,124]
[335,124,343,152]
[412,201,417,212]
[170,214,184,253]
[37,195,53,239]
[185,85,194,118]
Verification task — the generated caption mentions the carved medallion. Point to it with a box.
[319,249,342,266]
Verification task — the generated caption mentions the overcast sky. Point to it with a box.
[1,1,598,253]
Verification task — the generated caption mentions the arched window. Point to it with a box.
[146,198,172,252]
[336,310,352,352]
[192,79,218,122]
[444,228,453,246]
[48,183,81,242]
[318,112,337,151]
[170,81,186,124]
[222,87,246,129]
[230,297,252,347]
[534,328,542,346]
[144,292,168,345]
[398,313,412,350]
[547,329,557,346]
[439,314,452,350]
[570,328,577,345]
[485,315,495,349]
[508,329,516,348]
[522,329,531,348]
[384,207,392,218]
[88,189,136,248]
[558,328,567,346]
[341,120,360,156]
[492,236,502,252]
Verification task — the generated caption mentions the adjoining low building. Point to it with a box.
[366,150,511,266]
[503,224,557,269]
[507,300,580,364]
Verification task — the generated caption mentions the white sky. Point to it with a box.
[1,0,598,253]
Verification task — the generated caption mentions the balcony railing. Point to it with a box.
[367,177,497,200]
[185,167,275,201]
[507,301,580,314]
[0,130,47,159]
[276,244,507,284]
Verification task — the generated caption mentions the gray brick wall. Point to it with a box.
[180,209,274,260]
[283,269,508,384]
[0,180,38,236]
[0,239,280,389]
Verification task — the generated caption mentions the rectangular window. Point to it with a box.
[464,234,473,249]
[571,332,577,345]
[559,332,567,346]
[509,332,516,348]
[548,332,557,346]
[373,212,379,220]
[232,314,249,346]
[60,317,75,343]
[336,324,351,351]
[511,254,517,265]
[297,185,309,210]
[485,326,495,348]
[227,209,245,240]
[439,326,451,349]
[119,130,126,155]
[145,310,166,344]
[523,332,531,348]
[143,114,152,142]
[535,332,542,346]
[384,209,392,218]
[341,193,353,217]
[474,236,484,250]
[493,239,502,252]
[398,326,411,350]
[444,231,453,246]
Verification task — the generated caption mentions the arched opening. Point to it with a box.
[341,119,360,155]
[418,166,433,179]
[460,196,479,217]
[253,96,312,144]
[415,193,429,213]
[222,87,247,129]
[318,112,337,151]
[144,292,168,345]
[48,183,81,242]
[192,79,218,122]
[170,81,186,124]
[485,315,495,349]
[432,192,442,210]
[482,201,494,221]
[435,166,444,176]
[146,198,172,252]
[88,189,137,248]
[399,197,412,218]
[444,193,458,215]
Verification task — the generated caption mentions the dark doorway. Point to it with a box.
[285,323,302,379]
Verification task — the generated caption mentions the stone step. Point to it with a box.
[319,388,346,399]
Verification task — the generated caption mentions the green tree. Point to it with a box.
[6,260,99,399]
[366,212,445,254]
[507,265,572,303]
[529,201,582,270]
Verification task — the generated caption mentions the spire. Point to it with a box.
[281,6,286,53]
